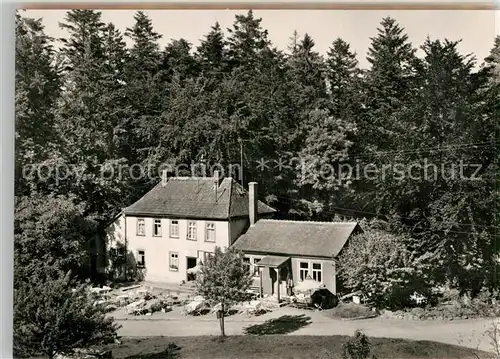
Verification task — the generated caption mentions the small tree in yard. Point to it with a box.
[14,265,120,359]
[195,246,253,337]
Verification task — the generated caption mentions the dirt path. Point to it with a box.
[114,306,499,353]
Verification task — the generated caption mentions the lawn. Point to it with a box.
[102,335,495,359]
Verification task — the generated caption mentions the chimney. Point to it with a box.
[161,169,168,186]
[248,182,258,226]
[213,170,220,202]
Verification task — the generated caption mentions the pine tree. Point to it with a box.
[196,22,227,77]
[227,10,270,69]
[56,10,132,221]
[374,38,498,292]
[484,35,500,83]
[324,39,363,216]
[125,11,165,167]
[362,17,418,152]
[101,23,136,161]
[15,13,61,195]
[326,38,361,117]
[125,11,162,76]
[59,10,105,78]
[287,33,329,111]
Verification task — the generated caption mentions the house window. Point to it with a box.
[153,219,162,237]
[243,257,251,272]
[170,220,179,238]
[187,222,197,241]
[299,262,309,281]
[205,223,216,242]
[253,258,262,277]
[204,251,214,264]
[137,219,145,236]
[312,262,322,282]
[169,252,179,271]
[137,250,145,267]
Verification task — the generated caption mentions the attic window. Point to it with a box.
[153,219,162,237]
[137,219,145,236]
[170,220,179,238]
[187,222,197,241]
[205,223,216,242]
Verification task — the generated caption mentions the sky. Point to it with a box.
[23,9,500,68]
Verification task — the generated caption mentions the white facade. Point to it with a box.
[107,214,249,283]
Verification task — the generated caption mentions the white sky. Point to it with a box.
[23,9,500,68]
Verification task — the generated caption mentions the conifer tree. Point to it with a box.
[125,11,165,167]
[56,10,131,221]
[15,13,61,195]
[196,22,228,77]
[362,17,418,151]
[227,10,270,69]
[326,38,361,117]
[163,38,198,81]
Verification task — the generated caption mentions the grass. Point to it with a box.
[100,336,495,359]
[324,302,379,320]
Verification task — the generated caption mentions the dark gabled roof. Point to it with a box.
[232,220,360,258]
[123,177,276,220]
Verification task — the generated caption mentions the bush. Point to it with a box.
[393,287,500,320]
[328,303,378,319]
[13,265,120,359]
[342,330,372,359]
[337,229,431,310]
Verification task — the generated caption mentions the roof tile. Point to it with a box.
[124,177,276,219]
[232,220,360,258]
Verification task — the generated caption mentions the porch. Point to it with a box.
[255,255,292,302]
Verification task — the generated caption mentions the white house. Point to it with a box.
[104,171,361,297]
[104,171,276,283]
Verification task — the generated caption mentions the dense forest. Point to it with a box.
[14,9,499,295]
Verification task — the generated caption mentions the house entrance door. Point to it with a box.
[270,268,277,296]
[186,256,197,281]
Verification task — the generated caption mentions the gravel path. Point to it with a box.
[112,306,499,353]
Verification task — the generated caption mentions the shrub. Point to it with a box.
[337,229,430,310]
[397,287,500,320]
[13,265,120,359]
[328,303,378,319]
[342,330,371,359]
